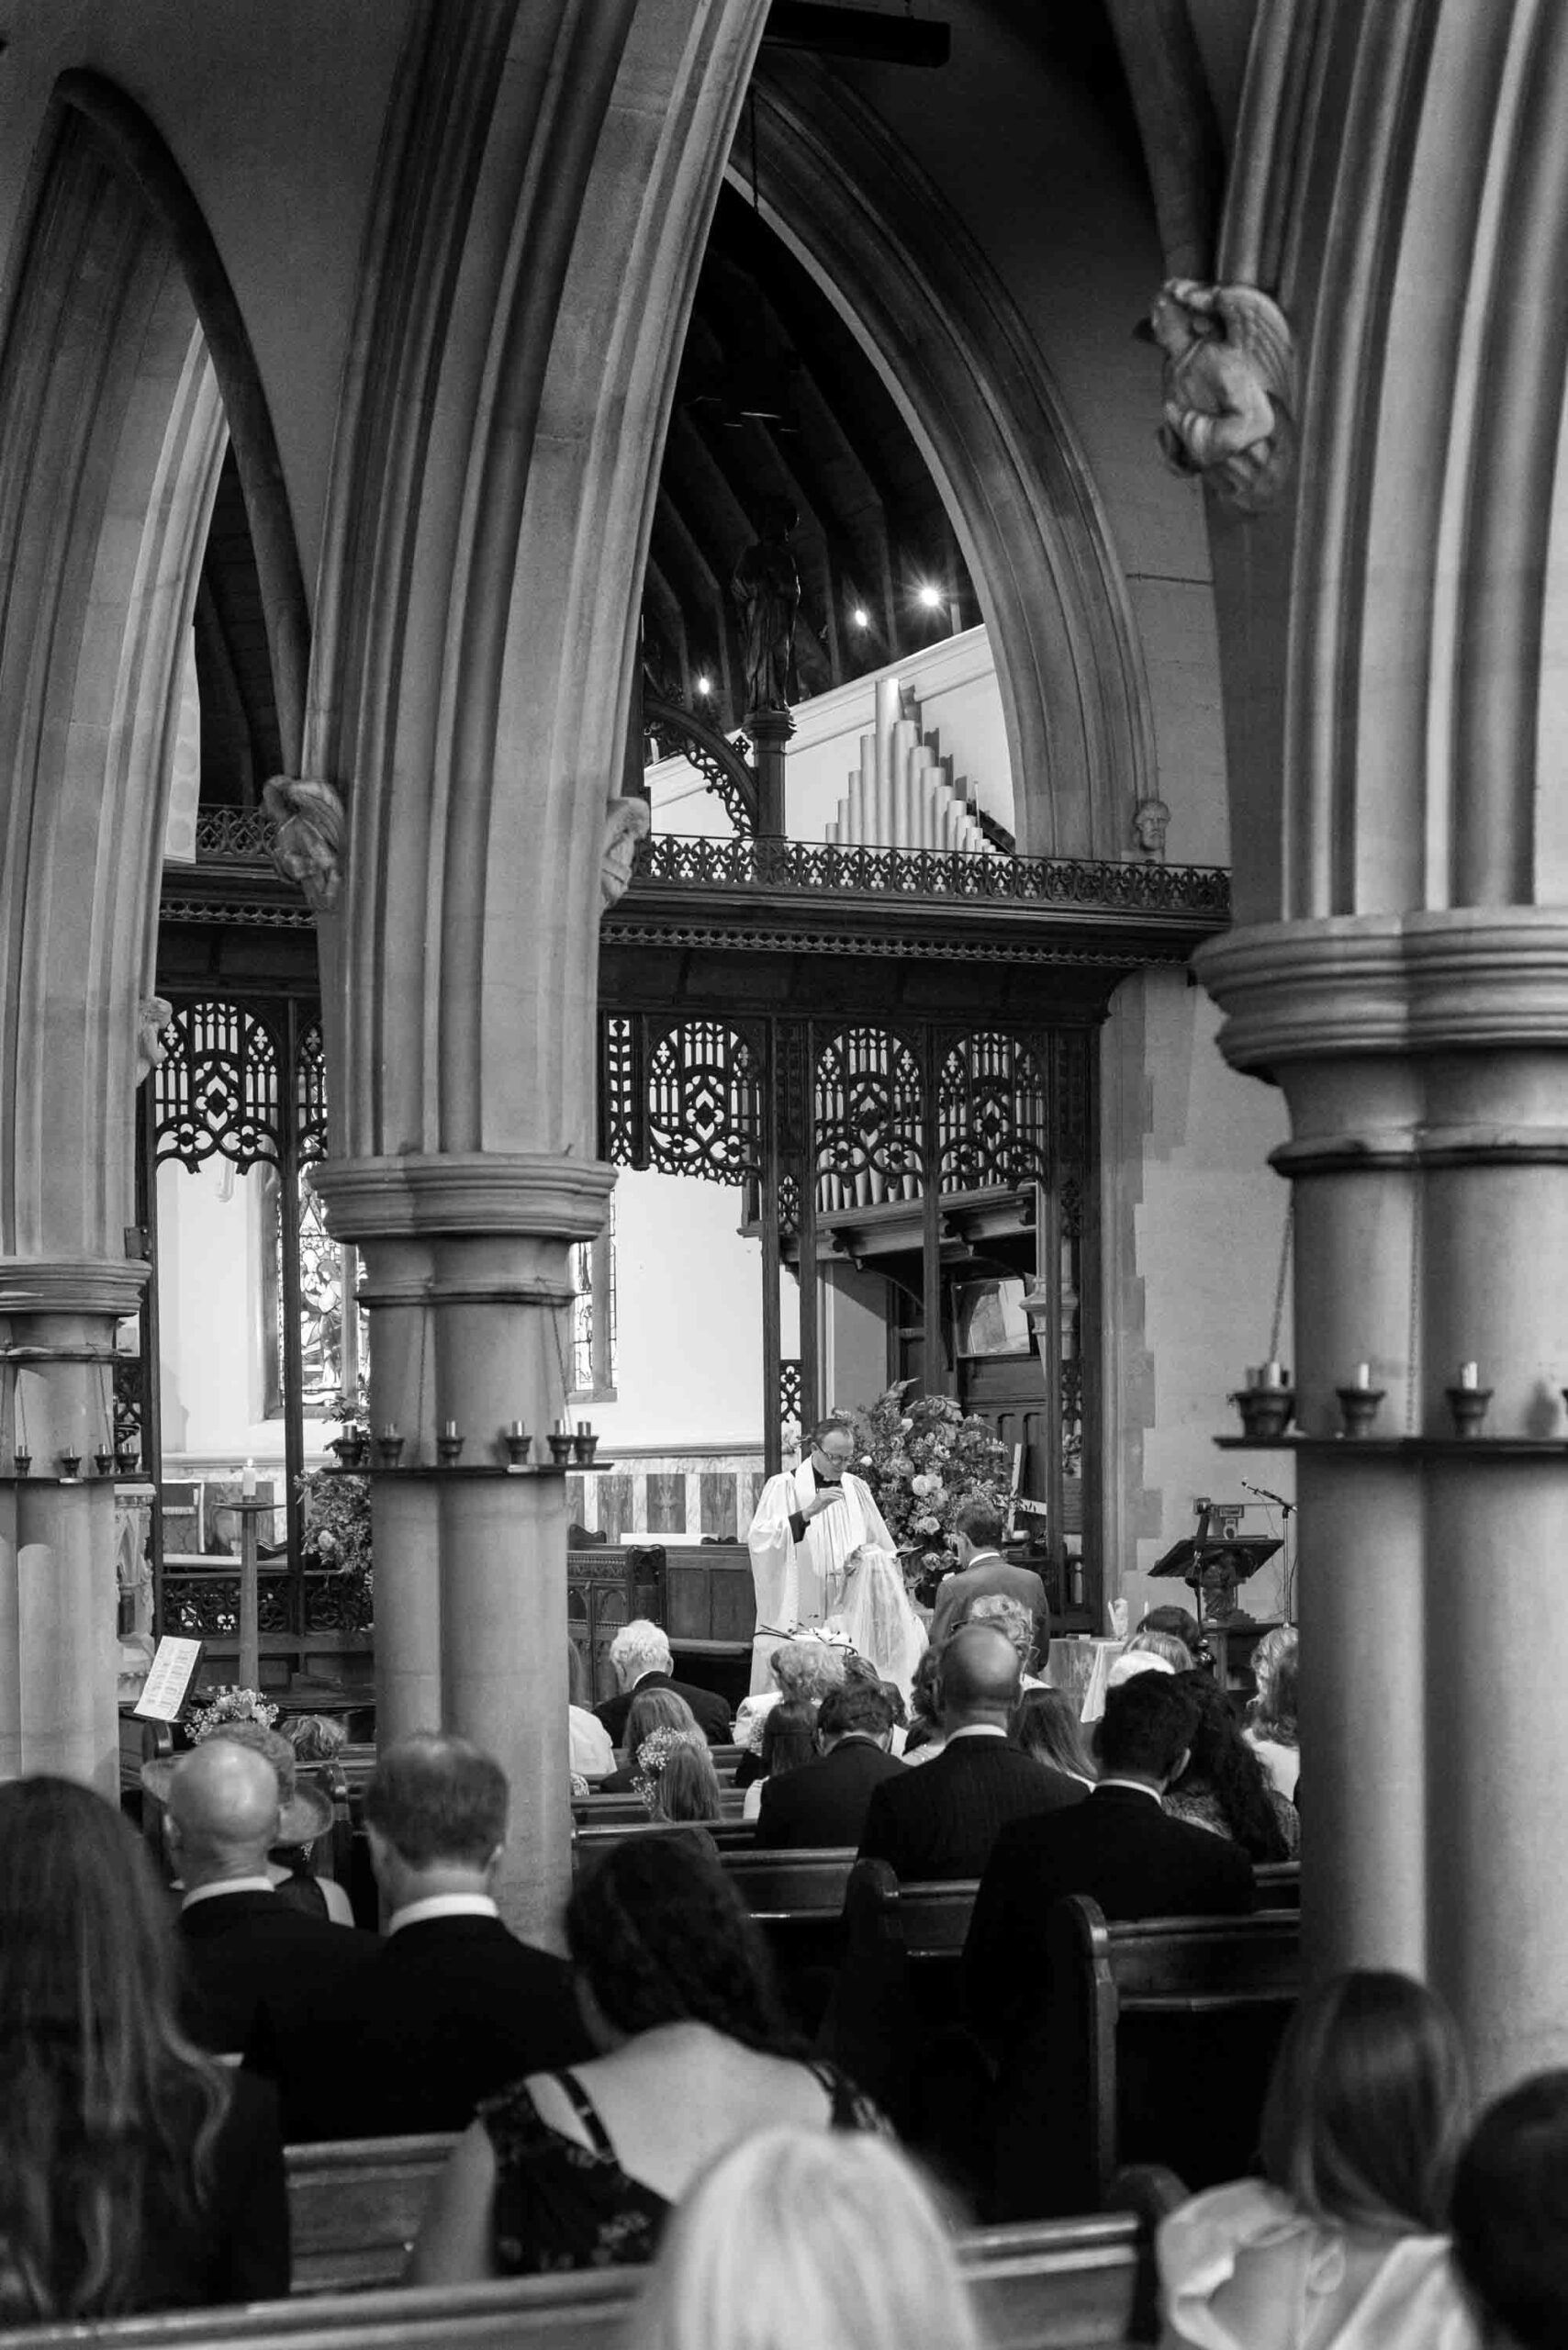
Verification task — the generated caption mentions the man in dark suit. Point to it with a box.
[756,1679,905,1849]
[166,1740,379,2057]
[962,1671,1254,2059]
[857,1623,1085,1881]
[263,1733,590,2141]
[928,1502,1050,1658]
[594,1618,732,1747]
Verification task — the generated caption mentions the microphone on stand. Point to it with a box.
[1241,1478,1292,1513]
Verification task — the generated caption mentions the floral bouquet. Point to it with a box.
[843,1381,1013,1597]
[187,1686,278,1740]
[633,1725,709,1813]
[297,1463,375,1630]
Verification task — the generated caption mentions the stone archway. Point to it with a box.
[740,54,1156,862]
[0,89,308,1783]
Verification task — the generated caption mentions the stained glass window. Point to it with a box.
[569,1199,617,1400]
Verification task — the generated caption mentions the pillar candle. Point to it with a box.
[1355,1363,1371,1389]
[442,1419,458,1438]
[1459,1361,1479,1390]
[241,1459,256,1498]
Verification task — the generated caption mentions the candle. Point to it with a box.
[241,1459,256,1498]
[1460,1361,1479,1391]
[577,1419,589,1435]
[509,1419,525,1437]
[1258,1360,1283,1390]
[442,1419,458,1438]
[380,1422,398,1440]
[1354,1363,1371,1390]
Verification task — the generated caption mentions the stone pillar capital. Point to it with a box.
[308,1153,617,1248]
[0,1257,150,1321]
[1196,910,1568,1074]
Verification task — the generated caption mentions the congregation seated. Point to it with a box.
[1244,1623,1300,1801]
[644,1730,725,1825]
[633,2124,979,2350]
[218,1720,356,1923]
[1158,1969,1479,2348]
[596,1685,703,1793]
[1164,1671,1299,1860]
[567,1638,615,1779]
[596,1619,733,1749]
[963,1673,1252,2062]
[1120,1625,1194,1673]
[901,1645,946,1765]
[263,1732,588,2142]
[742,1698,819,1822]
[1139,1603,1214,1673]
[410,1830,884,2281]
[734,1636,848,1783]
[756,1680,904,1849]
[161,1738,377,2057]
[1012,1685,1097,1789]
[857,1622,1086,1882]
[0,1776,288,2318]
[1451,2068,1568,2348]
[964,1592,1047,1690]
[926,1499,1049,1657]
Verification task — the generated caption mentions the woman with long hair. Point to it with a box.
[741,1699,819,1822]
[1013,1686,1096,1788]
[1164,1673,1297,1861]
[411,1831,885,2280]
[597,1687,702,1794]
[1245,1623,1300,1801]
[1159,1971,1477,2348]
[635,2127,980,2350]
[0,1777,288,2319]
[645,1733,724,1825]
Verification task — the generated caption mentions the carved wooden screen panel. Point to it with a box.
[936,1031,1050,1194]
[813,1025,924,1213]
[153,1001,282,1170]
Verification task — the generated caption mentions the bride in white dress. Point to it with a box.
[828,1544,927,1710]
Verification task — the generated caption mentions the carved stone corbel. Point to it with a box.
[600,794,651,911]
[262,775,346,912]
[135,995,173,1086]
[1138,278,1297,513]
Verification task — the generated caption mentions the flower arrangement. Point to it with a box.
[843,1381,1013,1594]
[633,1725,708,1812]
[188,1686,277,1740]
[297,1464,374,1630]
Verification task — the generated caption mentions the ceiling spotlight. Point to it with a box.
[695,675,712,697]
[850,607,869,630]
[916,582,943,610]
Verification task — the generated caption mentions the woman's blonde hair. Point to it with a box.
[770,1640,846,1705]
[635,2126,980,2350]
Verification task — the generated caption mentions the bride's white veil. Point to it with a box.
[839,1544,927,1705]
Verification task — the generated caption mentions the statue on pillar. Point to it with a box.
[731,498,801,712]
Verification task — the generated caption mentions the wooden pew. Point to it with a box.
[571,1818,756,1867]
[0,2208,1162,2349]
[820,1860,980,2119]
[1253,1859,1299,1908]
[286,2136,456,2293]
[1013,1896,1301,2213]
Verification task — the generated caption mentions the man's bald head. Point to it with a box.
[935,1622,1022,1726]
[166,1739,282,1885]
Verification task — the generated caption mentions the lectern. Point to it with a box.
[1152,1498,1282,1693]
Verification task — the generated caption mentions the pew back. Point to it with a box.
[1041,1897,1301,2209]
[286,2137,456,2294]
[0,2211,1156,2350]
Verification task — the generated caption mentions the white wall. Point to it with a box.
[648,625,1012,843]
[589,1169,767,1452]
[1104,972,1296,1628]
[155,1158,309,1466]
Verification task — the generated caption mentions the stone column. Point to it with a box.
[0,1261,149,1793]
[1199,913,1568,2093]
[314,1157,615,1942]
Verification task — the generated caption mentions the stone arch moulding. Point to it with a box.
[744,52,1156,863]
[54,69,310,769]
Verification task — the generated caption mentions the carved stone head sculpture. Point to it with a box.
[600,794,651,910]
[262,776,346,912]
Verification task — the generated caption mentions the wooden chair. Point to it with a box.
[0,2209,1163,2349]
[286,2135,457,2293]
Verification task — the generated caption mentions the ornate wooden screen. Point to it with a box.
[599,1008,1092,1579]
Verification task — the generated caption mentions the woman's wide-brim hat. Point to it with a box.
[142,1724,334,1845]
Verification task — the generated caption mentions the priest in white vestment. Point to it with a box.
[746,1415,898,1694]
